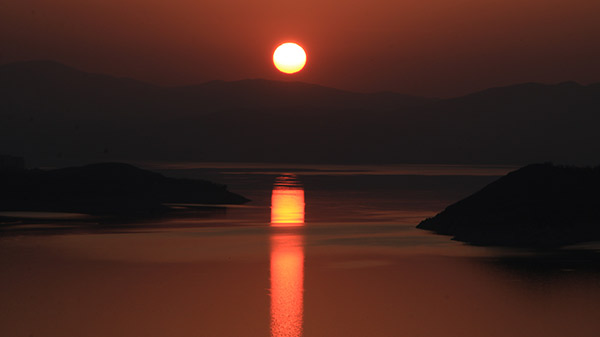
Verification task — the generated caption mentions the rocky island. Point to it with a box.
[0,161,248,217]
[418,163,600,248]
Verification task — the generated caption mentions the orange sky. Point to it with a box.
[1,0,599,97]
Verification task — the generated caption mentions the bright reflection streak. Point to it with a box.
[270,233,304,337]
[270,175,305,337]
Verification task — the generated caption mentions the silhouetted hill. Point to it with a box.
[1,60,599,166]
[0,162,248,216]
[417,163,600,247]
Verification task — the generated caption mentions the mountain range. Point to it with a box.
[1,60,599,167]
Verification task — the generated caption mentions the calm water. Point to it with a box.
[1,164,600,337]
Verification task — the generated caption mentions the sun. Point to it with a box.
[273,43,307,74]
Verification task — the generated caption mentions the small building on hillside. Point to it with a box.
[0,155,25,170]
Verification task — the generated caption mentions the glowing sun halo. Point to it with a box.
[273,43,307,74]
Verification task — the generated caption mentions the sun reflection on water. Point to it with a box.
[270,174,305,337]
[271,175,305,226]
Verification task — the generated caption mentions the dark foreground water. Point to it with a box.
[1,163,600,337]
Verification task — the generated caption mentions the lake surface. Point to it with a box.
[1,163,600,337]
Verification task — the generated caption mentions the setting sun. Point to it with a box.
[273,43,307,74]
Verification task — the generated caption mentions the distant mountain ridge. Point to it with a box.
[1,60,599,166]
[1,60,431,111]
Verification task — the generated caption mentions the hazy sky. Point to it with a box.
[2,0,599,97]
